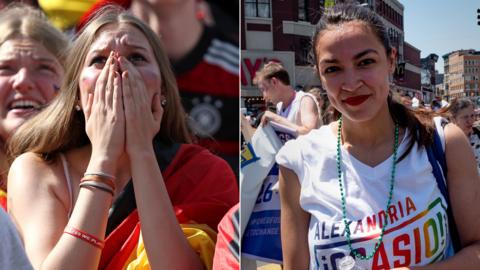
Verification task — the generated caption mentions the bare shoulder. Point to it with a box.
[443,123,474,164]
[8,152,69,213]
[444,122,469,146]
[10,152,51,174]
[443,123,478,186]
[9,152,60,188]
[443,122,472,164]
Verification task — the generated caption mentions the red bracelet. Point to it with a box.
[64,226,105,249]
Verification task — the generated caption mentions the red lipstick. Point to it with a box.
[343,95,370,106]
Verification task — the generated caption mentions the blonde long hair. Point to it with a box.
[0,4,69,65]
[8,6,191,161]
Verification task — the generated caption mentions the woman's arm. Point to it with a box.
[129,150,204,270]
[120,56,203,270]
[279,166,310,270]
[8,153,112,270]
[406,123,480,270]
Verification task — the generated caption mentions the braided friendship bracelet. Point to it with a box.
[64,226,104,249]
[79,181,114,197]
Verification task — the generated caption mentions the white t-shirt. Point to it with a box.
[0,208,33,270]
[276,124,451,270]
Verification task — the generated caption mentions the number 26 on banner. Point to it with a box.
[256,182,274,204]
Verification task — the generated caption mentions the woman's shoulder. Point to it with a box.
[291,124,333,145]
[279,125,334,159]
[443,122,466,140]
[10,152,51,175]
[9,152,66,196]
[443,123,475,160]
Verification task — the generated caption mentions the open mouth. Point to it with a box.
[8,100,42,111]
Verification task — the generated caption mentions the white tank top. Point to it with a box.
[276,124,450,269]
[276,91,319,126]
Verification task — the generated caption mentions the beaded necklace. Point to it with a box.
[336,115,399,266]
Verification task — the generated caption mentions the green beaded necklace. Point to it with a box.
[336,115,399,261]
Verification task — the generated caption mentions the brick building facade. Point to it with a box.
[241,0,422,110]
[443,49,480,101]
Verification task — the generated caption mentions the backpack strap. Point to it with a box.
[426,118,461,253]
[426,133,448,199]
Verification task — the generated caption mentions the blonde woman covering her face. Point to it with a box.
[7,6,237,270]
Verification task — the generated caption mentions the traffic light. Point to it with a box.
[478,9,480,25]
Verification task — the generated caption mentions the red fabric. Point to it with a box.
[213,204,239,270]
[197,139,239,156]
[176,61,239,98]
[164,144,238,229]
[76,0,132,32]
[0,193,6,211]
[99,211,140,270]
[99,144,238,269]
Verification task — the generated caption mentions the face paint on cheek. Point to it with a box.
[80,69,100,92]
[53,84,60,92]
[140,68,162,94]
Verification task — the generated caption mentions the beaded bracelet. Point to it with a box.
[80,175,115,191]
[64,226,105,249]
[79,181,114,197]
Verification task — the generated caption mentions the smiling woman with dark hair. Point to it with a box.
[277,3,480,270]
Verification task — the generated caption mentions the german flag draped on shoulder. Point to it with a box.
[100,140,238,269]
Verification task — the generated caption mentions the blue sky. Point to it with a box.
[402,0,480,73]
